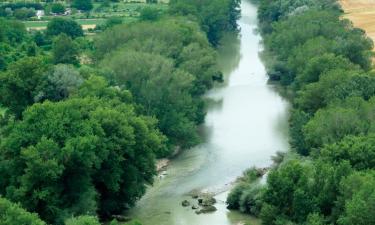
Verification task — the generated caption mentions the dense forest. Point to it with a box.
[228,0,375,224]
[0,0,240,224]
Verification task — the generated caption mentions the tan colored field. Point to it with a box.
[27,24,96,31]
[340,0,375,45]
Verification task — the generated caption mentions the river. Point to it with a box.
[127,1,290,224]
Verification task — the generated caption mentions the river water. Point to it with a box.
[127,1,290,224]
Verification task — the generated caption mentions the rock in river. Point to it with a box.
[181,200,190,207]
[195,206,217,214]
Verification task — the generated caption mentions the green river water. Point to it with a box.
[127,1,290,224]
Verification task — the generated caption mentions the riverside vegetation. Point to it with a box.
[227,0,375,224]
[0,0,240,224]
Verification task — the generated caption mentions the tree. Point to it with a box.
[101,50,200,151]
[0,56,47,117]
[140,7,160,21]
[13,8,35,20]
[303,97,373,149]
[295,54,357,89]
[0,18,27,44]
[261,160,316,223]
[0,197,46,225]
[72,0,93,11]
[52,34,79,65]
[51,3,66,14]
[320,134,375,170]
[46,18,83,38]
[289,109,310,155]
[169,0,240,45]
[295,69,360,113]
[35,64,84,102]
[337,172,375,225]
[0,97,166,223]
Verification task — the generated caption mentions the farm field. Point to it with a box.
[340,0,375,45]
[1,2,168,31]
[24,18,106,30]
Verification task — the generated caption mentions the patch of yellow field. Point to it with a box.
[27,24,96,31]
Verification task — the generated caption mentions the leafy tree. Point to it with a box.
[295,69,360,113]
[13,8,35,20]
[336,171,375,225]
[102,50,200,151]
[51,3,66,14]
[261,160,316,223]
[72,0,93,11]
[140,7,160,21]
[295,54,357,89]
[303,97,374,149]
[52,34,80,65]
[0,18,27,44]
[320,134,375,170]
[35,64,83,102]
[306,213,325,225]
[330,74,375,101]
[0,197,46,225]
[0,97,166,223]
[169,0,240,45]
[46,18,83,38]
[289,110,311,155]
[0,56,47,117]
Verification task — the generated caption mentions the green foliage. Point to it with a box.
[95,17,221,151]
[35,64,83,102]
[51,3,66,14]
[261,161,316,223]
[0,197,46,225]
[227,168,264,215]
[13,8,35,20]
[65,216,100,225]
[320,134,375,170]
[101,50,199,151]
[336,172,375,225]
[72,0,93,11]
[303,97,375,149]
[169,0,240,45]
[0,97,166,223]
[140,7,161,21]
[305,213,325,225]
[52,34,80,65]
[0,56,48,117]
[46,18,84,38]
[0,18,27,44]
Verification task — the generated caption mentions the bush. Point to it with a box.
[0,197,46,225]
[46,18,83,38]
[51,3,66,14]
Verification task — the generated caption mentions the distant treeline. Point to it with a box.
[0,2,44,10]
[228,0,375,224]
[0,0,240,225]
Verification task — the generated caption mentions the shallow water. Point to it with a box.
[127,1,290,224]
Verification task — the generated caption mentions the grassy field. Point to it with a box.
[340,0,375,47]
[24,18,107,30]
[22,3,167,31]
